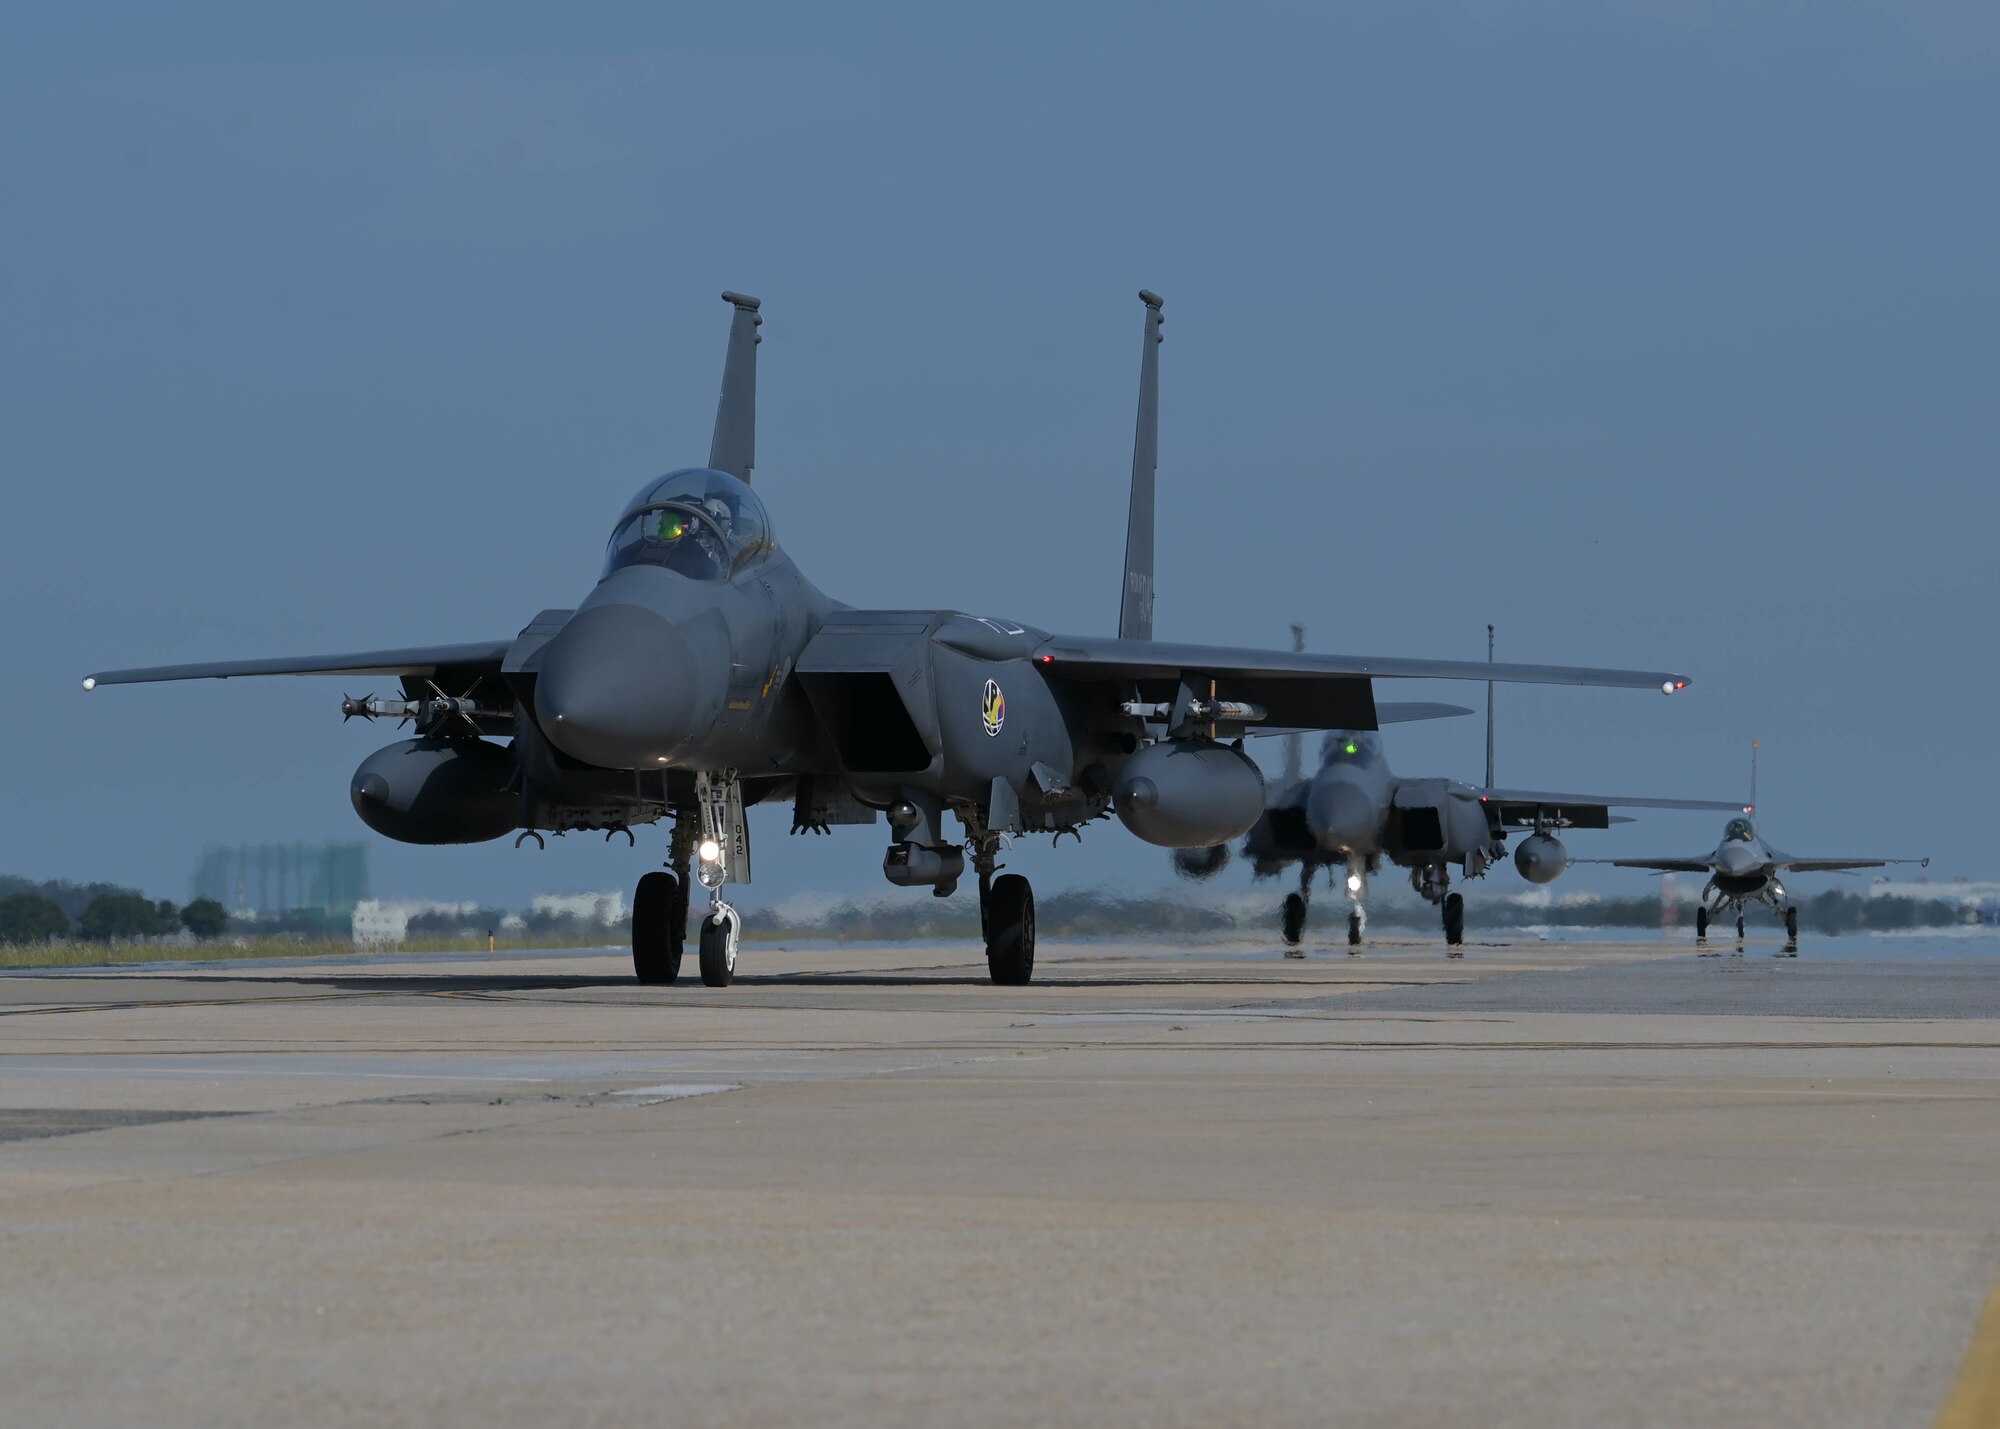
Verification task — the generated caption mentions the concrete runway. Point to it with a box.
[3,934,1997,1428]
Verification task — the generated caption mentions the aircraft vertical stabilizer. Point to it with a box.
[709,291,762,482]
[1118,290,1165,640]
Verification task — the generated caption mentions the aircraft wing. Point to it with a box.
[1769,856,1929,873]
[1036,634,1688,733]
[84,641,513,688]
[1577,856,1718,872]
[1475,789,1744,832]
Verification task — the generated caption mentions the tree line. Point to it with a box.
[0,876,229,945]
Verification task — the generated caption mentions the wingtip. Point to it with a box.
[81,676,97,692]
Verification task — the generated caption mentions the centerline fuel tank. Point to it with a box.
[1112,739,1266,849]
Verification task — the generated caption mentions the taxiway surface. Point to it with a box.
[3,935,1996,1427]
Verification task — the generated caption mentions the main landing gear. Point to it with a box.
[982,871,1035,985]
[1412,865,1465,956]
[1281,860,1311,958]
[1442,893,1466,952]
[632,813,694,984]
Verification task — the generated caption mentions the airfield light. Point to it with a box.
[698,838,722,864]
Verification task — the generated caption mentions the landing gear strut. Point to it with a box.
[693,771,745,987]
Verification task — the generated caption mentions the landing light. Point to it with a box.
[1346,873,1363,893]
[698,838,722,863]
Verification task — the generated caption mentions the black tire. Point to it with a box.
[1281,893,1308,946]
[698,913,735,987]
[985,874,1035,985]
[632,871,683,985]
[1695,906,1709,940]
[1784,906,1799,940]
[1736,915,1746,940]
[1347,910,1363,947]
[1443,892,1465,947]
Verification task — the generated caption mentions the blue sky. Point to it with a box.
[3,2,1994,908]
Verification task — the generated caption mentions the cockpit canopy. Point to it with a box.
[1321,731,1382,767]
[602,468,772,582]
[1724,816,1758,843]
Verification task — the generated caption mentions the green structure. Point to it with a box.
[191,842,369,921]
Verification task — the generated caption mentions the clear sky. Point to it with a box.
[3,2,1994,910]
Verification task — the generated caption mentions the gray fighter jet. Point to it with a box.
[1592,742,1927,949]
[1175,628,1740,953]
[85,291,1698,988]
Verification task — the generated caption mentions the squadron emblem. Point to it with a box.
[981,679,1006,737]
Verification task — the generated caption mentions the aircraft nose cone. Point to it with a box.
[536,604,699,768]
[1716,843,1758,876]
[1307,779,1380,854]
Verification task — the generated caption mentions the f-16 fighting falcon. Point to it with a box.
[1175,628,1740,953]
[1591,742,1927,950]
[85,290,1697,988]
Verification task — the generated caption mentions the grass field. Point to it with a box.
[0,933,622,970]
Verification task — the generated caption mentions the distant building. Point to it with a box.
[193,842,369,922]
[351,899,480,946]
[530,891,629,925]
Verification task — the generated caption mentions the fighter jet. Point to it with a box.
[1175,627,1740,953]
[1590,742,1927,950]
[85,291,1698,988]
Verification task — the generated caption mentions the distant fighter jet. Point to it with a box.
[1590,742,1927,950]
[86,291,1698,987]
[1176,628,1739,953]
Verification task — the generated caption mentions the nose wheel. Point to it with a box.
[698,903,740,986]
[1347,908,1363,951]
[1442,892,1465,955]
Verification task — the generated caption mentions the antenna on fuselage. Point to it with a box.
[710,291,762,483]
[1118,290,1165,640]
[1749,738,1759,813]
[1485,624,1496,788]
[1283,624,1306,784]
